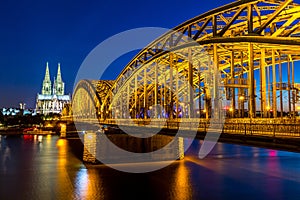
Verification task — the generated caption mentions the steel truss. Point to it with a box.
[74,0,300,120]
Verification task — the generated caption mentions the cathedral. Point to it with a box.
[36,62,71,115]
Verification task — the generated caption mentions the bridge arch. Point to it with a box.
[72,80,113,120]
[76,0,300,120]
[107,0,300,119]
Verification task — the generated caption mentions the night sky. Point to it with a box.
[0,0,298,108]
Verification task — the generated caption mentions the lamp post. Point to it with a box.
[229,107,233,118]
[266,105,270,118]
[239,96,245,117]
[296,106,300,118]
[149,106,152,118]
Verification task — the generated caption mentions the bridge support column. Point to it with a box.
[292,60,296,117]
[272,50,277,118]
[260,48,267,118]
[267,63,271,118]
[127,83,130,118]
[213,44,220,119]
[188,48,194,118]
[83,131,98,164]
[60,123,66,138]
[144,69,148,119]
[204,87,211,120]
[198,62,201,118]
[238,51,244,118]
[155,61,158,118]
[279,52,283,118]
[120,91,123,118]
[170,53,174,120]
[164,65,168,118]
[288,61,291,116]
[135,75,138,118]
[230,51,235,118]
[175,65,179,119]
[177,137,184,160]
[150,136,184,160]
[248,43,255,118]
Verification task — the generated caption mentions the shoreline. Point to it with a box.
[1,127,300,154]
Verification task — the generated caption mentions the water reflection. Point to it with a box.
[75,168,89,198]
[0,138,10,174]
[56,138,75,199]
[0,134,300,199]
[171,161,191,200]
[74,168,105,199]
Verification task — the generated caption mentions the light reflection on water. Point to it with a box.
[171,161,191,200]
[0,134,300,199]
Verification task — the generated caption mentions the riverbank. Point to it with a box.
[209,133,300,153]
[0,126,59,135]
[0,127,24,135]
[2,123,300,155]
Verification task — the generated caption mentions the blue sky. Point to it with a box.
[0,0,298,108]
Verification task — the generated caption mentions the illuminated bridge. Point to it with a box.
[72,0,300,137]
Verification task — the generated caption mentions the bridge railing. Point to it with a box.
[72,117,300,137]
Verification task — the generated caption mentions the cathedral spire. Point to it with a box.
[42,62,52,95]
[56,63,62,82]
[55,63,65,95]
[44,62,50,81]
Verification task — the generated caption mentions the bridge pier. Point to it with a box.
[83,131,98,163]
[60,123,66,138]
[82,129,185,164]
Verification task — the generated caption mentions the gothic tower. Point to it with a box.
[55,63,65,95]
[42,62,52,95]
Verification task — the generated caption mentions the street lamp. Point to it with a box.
[228,107,233,118]
[238,96,245,117]
[296,106,300,117]
[266,105,270,118]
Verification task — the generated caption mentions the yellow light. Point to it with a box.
[266,106,270,111]
[239,96,244,100]
[203,109,206,113]
[56,138,67,148]
[229,107,233,112]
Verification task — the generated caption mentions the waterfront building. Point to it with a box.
[36,62,71,115]
[1,107,36,116]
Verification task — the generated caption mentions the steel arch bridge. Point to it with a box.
[72,80,114,119]
[73,0,300,123]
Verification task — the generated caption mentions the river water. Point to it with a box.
[0,134,300,200]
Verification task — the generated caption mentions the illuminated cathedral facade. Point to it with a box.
[36,62,71,115]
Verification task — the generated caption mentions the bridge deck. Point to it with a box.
[67,117,300,138]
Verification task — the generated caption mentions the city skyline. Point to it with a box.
[0,0,235,108]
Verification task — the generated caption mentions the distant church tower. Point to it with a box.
[36,62,71,115]
[42,62,52,95]
[54,63,65,95]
